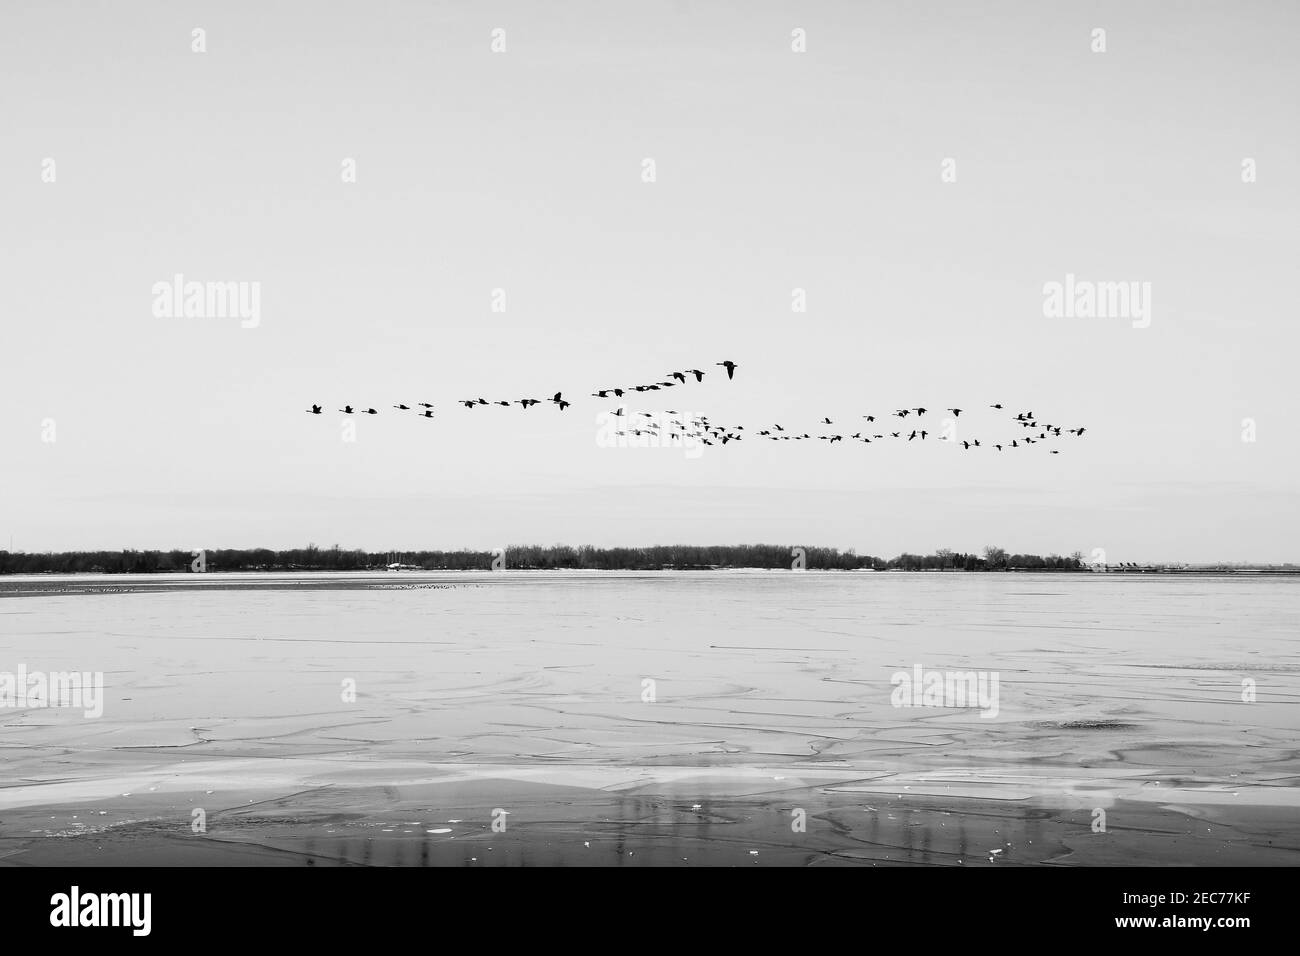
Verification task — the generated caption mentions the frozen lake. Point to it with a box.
[2,571,1298,866]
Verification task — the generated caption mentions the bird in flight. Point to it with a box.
[308,360,1090,466]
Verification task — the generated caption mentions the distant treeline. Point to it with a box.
[0,544,1089,574]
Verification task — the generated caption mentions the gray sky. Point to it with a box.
[2,1,1297,562]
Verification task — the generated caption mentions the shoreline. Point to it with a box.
[4,566,1298,579]
[4,759,1296,867]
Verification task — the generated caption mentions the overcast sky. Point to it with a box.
[2,1,1297,562]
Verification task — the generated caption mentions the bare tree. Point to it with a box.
[983,545,1009,570]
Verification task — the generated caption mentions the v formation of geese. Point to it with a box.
[306,361,1087,454]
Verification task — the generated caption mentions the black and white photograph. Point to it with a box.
[1,0,1295,940]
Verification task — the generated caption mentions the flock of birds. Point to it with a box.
[306,360,1088,454]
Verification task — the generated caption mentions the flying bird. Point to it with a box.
[307,405,322,414]
[716,361,738,379]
